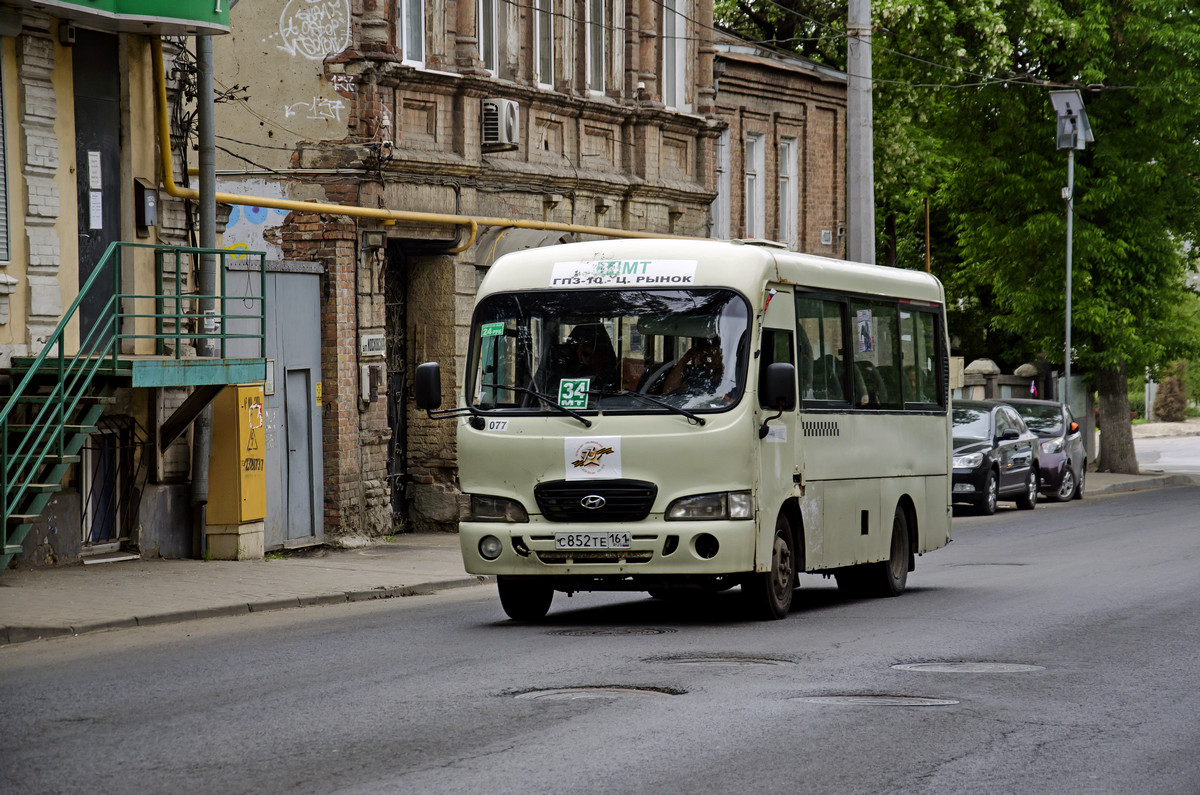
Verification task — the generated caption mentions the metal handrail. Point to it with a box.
[2,241,266,526]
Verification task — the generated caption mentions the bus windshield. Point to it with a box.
[469,288,751,414]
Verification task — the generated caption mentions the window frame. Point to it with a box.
[478,0,499,75]
[398,0,425,68]
[713,128,731,239]
[778,137,798,250]
[662,0,689,111]
[534,0,554,89]
[586,0,605,94]
[744,132,766,239]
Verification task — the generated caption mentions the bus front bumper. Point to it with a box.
[458,520,758,584]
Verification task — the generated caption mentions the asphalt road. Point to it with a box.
[3,487,1199,794]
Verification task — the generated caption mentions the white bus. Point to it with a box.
[415,238,951,620]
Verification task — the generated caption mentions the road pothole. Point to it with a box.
[547,627,678,637]
[514,686,683,701]
[646,653,794,667]
[892,662,1045,673]
[791,695,959,707]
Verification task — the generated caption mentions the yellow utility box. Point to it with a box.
[207,384,267,528]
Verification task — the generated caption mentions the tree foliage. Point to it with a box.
[715,0,1200,470]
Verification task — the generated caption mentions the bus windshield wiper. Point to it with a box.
[480,383,591,427]
[589,388,705,426]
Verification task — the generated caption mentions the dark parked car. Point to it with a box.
[951,399,1040,515]
[1007,398,1086,502]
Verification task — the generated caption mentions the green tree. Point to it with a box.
[715,0,1200,473]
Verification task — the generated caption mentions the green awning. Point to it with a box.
[5,0,229,35]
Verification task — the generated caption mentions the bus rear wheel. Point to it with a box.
[744,514,795,620]
[497,576,553,621]
[836,506,910,598]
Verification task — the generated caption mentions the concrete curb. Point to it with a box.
[0,575,494,647]
[1085,473,1200,496]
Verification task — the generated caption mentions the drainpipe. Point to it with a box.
[189,35,217,556]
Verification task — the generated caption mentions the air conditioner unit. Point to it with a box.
[481,98,519,151]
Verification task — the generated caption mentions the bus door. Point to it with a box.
[755,288,801,567]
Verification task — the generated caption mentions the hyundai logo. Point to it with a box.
[580,495,607,510]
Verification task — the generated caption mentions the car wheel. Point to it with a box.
[977,469,999,516]
[1073,464,1085,500]
[497,576,553,621]
[1052,467,1076,502]
[744,513,795,620]
[1016,470,1038,510]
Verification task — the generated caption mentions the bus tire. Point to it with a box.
[744,514,795,620]
[837,506,909,598]
[497,576,553,621]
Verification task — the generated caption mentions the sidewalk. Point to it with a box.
[3,469,1198,647]
[0,533,485,647]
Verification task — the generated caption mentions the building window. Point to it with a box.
[479,0,498,74]
[398,0,425,67]
[587,0,606,92]
[662,0,688,110]
[535,0,554,88]
[778,137,798,249]
[713,129,731,239]
[744,133,765,238]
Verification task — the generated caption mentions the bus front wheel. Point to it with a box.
[497,576,554,621]
[744,514,796,620]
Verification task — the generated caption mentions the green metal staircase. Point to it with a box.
[1,242,267,573]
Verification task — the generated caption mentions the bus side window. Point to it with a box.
[758,329,795,409]
[797,296,849,403]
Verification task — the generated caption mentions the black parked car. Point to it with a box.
[951,399,1040,515]
[1006,398,1086,502]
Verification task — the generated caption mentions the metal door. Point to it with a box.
[73,30,121,345]
[285,368,316,542]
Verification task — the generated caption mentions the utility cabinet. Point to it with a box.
[206,384,267,558]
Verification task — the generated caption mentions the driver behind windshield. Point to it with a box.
[566,323,618,391]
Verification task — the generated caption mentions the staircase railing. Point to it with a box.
[1,242,266,555]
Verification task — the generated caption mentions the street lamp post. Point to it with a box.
[1049,91,1093,414]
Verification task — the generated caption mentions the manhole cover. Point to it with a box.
[648,654,793,667]
[514,686,682,701]
[893,662,1045,673]
[547,628,678,637]
[792,695,959,707]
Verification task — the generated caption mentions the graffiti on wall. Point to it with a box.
[276,0,351,60]
[220,180,289,262]
[284,96,346,122]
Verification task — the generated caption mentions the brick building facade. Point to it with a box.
[212,3,847,541]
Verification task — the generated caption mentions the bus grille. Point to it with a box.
[534,479,658,522]
[536,550,655,564]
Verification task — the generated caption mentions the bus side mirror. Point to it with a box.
[414,362,442,410]
[765,362,797,411]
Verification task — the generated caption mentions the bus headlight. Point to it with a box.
[952,452,983,469]
[463,494,529,522]
[666,491,754,521]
